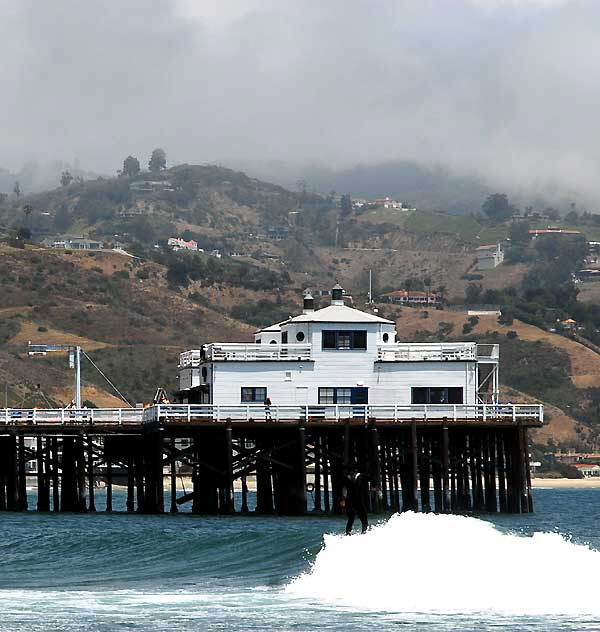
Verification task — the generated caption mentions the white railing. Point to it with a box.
[477,344,500,361]
[143,403,543,424]
[377,343,477,362]
[180,344,312,366]
[0,408,144,426]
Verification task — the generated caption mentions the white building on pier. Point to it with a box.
[176,286,500,410]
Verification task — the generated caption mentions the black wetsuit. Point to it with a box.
[342,472,368,534]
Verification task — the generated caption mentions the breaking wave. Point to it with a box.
[286,512,600,615]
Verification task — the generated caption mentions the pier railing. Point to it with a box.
[0,408,143,426]
[180,343,313,365]
[143,403,543,424]
[376,343,477,362]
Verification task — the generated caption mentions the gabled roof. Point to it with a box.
[286,304,394,324]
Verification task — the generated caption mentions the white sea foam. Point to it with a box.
[285,512,600,615]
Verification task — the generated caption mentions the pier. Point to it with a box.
[0,403,541,515]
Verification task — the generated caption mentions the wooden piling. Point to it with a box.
[87,436,96,512]
[106,457,113,512]
[17,436,27,511]
[169,438,178,513]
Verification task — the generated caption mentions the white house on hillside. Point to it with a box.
[176,285,501,412]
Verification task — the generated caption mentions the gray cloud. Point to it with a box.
[1,0,599,203]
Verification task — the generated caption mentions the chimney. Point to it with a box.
[303,291,315,314]
[331,283,344,306]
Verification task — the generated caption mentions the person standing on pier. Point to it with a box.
[340,464,369,535]
[264,395,272,420]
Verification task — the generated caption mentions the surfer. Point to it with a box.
[340,463,368,535]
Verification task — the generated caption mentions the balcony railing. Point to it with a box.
[143,403,543,424]
[0,408,144,426]
[180,344,312,366]
[476,344,500,361]
[377,343,477,362]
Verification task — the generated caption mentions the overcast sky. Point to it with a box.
[1,0,598,200]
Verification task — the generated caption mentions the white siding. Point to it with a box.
[212,359,476,406]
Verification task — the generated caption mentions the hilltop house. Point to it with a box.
[384,290,440,307]
[476,244,504,270]
[168,237,198,252]
[529,226,581,238]
[176,285,500,408]
[51,237,103,250]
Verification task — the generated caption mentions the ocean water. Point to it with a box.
[1,489,600,631]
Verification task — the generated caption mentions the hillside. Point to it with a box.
[0,164,598,456]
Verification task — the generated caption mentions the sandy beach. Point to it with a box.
[531,478,600,489]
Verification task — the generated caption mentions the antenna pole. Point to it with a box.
[75,346,82,408]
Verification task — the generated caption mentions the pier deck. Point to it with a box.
[0,404,540,515]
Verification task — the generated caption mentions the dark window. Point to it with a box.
[411,387,463,405]
[296,331,305,342]
[319,387,368,404]
[321,330,367,350]
[382,332,389,343]
[281,331,288,344]
[241,387,267,403]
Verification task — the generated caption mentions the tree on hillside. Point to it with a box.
[60,171,73,187]
[122,155,141,177]
[465,283,483,304]
[340,194,352,217]
[23,204,33,228]
[482,193,514,223]
[13,181,20,199]
[148,148,167,173]
[508,219,531,243]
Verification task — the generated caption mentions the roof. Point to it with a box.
[573,463,600,469]
[384,290,438,299]
[255,321,285,334]
[286,304,394,324]
[476,244,499,251]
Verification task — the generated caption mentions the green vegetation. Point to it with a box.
[404,210,481,241]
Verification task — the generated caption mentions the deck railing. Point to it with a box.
[0,408,143,426]
[143,403,543,424]
[377,343,477,362]
[180,344,313,366]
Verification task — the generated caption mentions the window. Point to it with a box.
[322,330,367,350]
[241,387,267,403]
[319,387,368,404]
[281,331,288,344]
[411,387,463,405]
[296,331,305,342]
[382,333,389,343]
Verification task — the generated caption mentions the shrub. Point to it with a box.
[506,330,518,339]
[37,326,48,332]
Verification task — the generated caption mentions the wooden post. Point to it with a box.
[126,455,135,512]
[256,435,274,514]
[519,426,530,514]
[87,436,96,512]
[391,435,400,511]
[297,426,307,513]
[135,453,145,513]
[106,457,113,512]
[240,436,249,513]
[313,434,322,512]
[37,436,50,512]
[370,426,382,513]
[170,438,178,513]
[496,431,507,513]
[17,436,27,511]
[76,435,87,512]
[322,434,330,513]
[0,439,6,511]
[441,425,450,513]
[51,437,59,512]
[223,425,234,514]
[523,428,534,512]
[419,432,431,512]
[380,435,389,512]
[5,437,19,511]
[410,420,419,512]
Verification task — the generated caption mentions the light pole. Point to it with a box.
[28,343,82,408]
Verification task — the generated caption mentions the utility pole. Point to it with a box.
[28,344,82,407]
